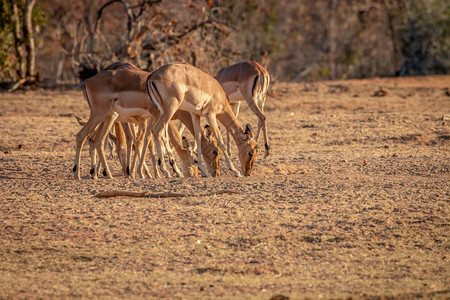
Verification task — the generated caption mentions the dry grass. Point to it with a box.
[0,75,449,299]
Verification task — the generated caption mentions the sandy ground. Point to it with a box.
[0,75,449,299]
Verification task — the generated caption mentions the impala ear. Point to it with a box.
[244,123,254,139]
[204,124,212,139]
[74,115,86,126]
[182,136,191,150]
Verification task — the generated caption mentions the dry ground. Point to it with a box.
[0,75,449,299]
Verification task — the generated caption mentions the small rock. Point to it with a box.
[373,87,388,97]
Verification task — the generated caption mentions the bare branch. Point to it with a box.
[93,189,239,198]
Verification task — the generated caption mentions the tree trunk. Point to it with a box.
[23,0,37,80]
[11,1,26,79]
[329,0,338,79]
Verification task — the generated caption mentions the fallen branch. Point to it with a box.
[7,78,27,92]
[93,189,240,198]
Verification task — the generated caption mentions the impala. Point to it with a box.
[74,66,220,179]
[142,62,258,178]
[89,62,220,178]
[74,68,187,180]
[79,62,154,179]
[101,62,161,178]
[75,115,128,179]
[172,110,221,176]
[214,61,270,158]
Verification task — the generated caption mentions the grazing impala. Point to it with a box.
[80,62,155,179]
[100,62,162,178]
[142,62,258,177]
[74,68,189,180]
[172,110,221,176]
[88,62,220,178]
[103,62,221,177]
[74,66,220,179]
[214,61,270,157]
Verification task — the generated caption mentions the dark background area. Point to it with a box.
[0,0,449,88]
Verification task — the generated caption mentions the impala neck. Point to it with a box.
[216,104,246,143]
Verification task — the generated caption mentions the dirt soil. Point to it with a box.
[0,75,449,299]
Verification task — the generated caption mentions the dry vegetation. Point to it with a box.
[0,76,449,299]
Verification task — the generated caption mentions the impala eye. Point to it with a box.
[213,149,218,156]
[248,150,253,157]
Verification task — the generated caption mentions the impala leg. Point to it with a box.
[106,132,115,159]
[205,114,241,177]
[87,130,98,179]
[151,127,171,178]
[114,122,128,175]
[94,112,119,179]
[135,142,154,178]
[138,114,170,178]
[91,122,107,179]
[122,122,134,177]
[147,133,161,178]
[74,114,107,180]
[142,160,153,178]
[134,120,147,178]
[254,95,267,145]
[129,123,145,178]
[162,124,184,177]
[132,119,155,178]
[246,95,269,157]
[226,102,240,157]
[191,114,208,177]
[136,133,153,179]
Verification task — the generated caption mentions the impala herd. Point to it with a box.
[73,61,270,180]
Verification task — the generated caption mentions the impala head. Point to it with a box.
[182,136,199,178]
[239,124,258,176]
[202,125,221,176]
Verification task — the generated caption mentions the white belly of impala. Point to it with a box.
[113,102,151,123]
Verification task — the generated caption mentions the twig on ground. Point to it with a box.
[7,78,27,92]
[93,189,240,198]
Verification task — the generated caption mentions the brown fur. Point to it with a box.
[146,62,258,177]
[215,61,271,157]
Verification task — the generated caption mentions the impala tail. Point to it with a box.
[82,83,92,109]
[146,76,164,120]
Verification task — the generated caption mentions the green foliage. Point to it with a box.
[0,0,48,82]
[0,0,14,81]
[32,1,48,26]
